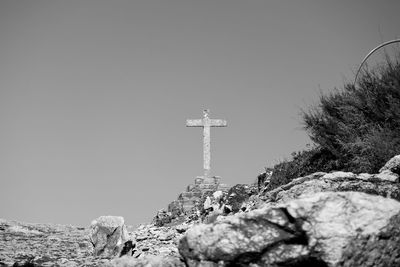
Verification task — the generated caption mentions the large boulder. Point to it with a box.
[338,212,400,267]
[179,192,400,266]
[90,216,129,258]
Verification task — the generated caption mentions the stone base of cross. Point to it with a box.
[186,109,227,178]
[195,175,221,185]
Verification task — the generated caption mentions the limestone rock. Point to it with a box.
[0,219,106,266]
[168,200,184,218]
[130,223,188,260]
[374,170,399,182]
[179,192,400,266]
[257,168,273,190]
[90,216,129,258]
[200,190,230,223]
[322,171,356,179]
[164,176,230,225]
[105,255,185,267]
[225,184,258,213]
[158,230,175,241]
[152,209,172,227]
[175,223,189,233]
[338,211,400,267]
[119,240,135,257]
[379,154,400,175]
[179,206,309,266]
[255,171,400,208]
[286,192,400,265]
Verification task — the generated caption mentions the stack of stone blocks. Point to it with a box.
[168,176,229,217]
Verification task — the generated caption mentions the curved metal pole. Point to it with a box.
[354,39,400,86]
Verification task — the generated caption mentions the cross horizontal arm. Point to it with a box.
[209,119,227,127]
[186,119,203,127]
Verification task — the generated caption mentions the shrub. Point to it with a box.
[303,54,400,173]
[265,146,339,190]
[265,53,400,190]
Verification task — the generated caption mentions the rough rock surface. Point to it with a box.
[0,218,191,266]
[179,192,400,267]
[104,255,185,267]
[0,219,104,266]
[225,184,258,213]
[249,170,400,210]
[90,216,129,258]
[162,176,230,226]
[4,155,400,266]
[131,224,186,259]
[257,168,273,191]
[152,209,172,227]
[379,154,400,174]
[374,170,399,182]
[338,211,400,267]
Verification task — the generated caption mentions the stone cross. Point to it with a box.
[186,109,227,177]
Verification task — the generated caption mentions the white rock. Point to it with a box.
[357,173,373,180]
[90,216,129,258]
[322,171,356,180]
[212,190,223,201]
[374,170,399,182]
[203,196,212,210]
[285,192,400,265]
[180,192,400,266]
[380,155,400,173]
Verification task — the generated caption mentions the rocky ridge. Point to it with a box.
[2,156,400,266]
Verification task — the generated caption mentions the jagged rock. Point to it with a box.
[179,192,400,266]
[130,223,186,261]
[338,211,400,267]
[203,190,224,211]
[254,171,400,208]
[152,209,173,227]
[179,206,309,266]
[203,196,212,210]
[375,170,399,182]
[322,171,356,179]
[120,240,135,257]
[257,168,273,190]
[104,255,185,267]
[200,190,229,223]
[379,154,400,175]
[90,216,129,258]
[168,201,184,218]
[158,230,175,241]
[0,219,107,266]
[225,184,258,213]
[165,176,230,224]
[175,224,189,233]
[5,157,400,266]
[185,259,221,267]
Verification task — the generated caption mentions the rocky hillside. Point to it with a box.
[2,156,400,266]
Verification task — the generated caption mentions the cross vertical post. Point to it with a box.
[186,109,227,177]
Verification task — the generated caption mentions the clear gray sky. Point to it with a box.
[1,0,399,227]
